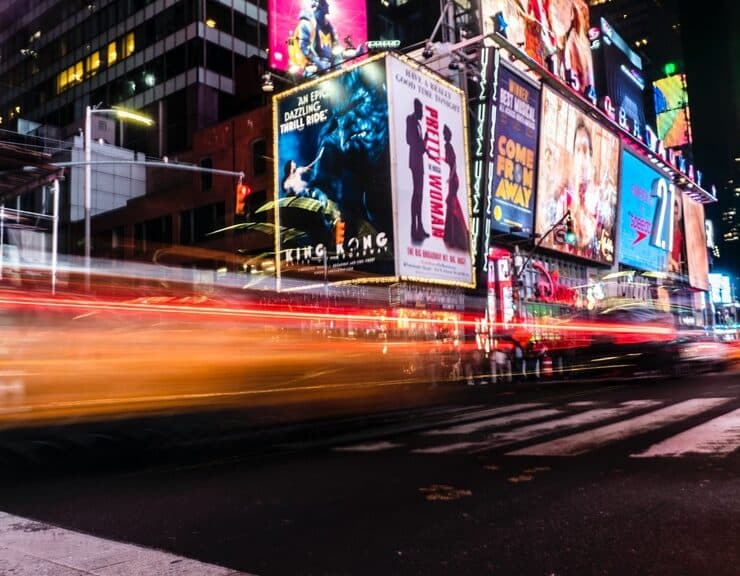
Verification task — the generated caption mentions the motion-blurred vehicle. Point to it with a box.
[675,332,734,375]
[546,304,680,379]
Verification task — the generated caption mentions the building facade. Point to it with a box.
[0,0,267,157]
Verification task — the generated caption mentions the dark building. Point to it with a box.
[0,0,267,157]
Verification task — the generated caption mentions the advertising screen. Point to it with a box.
[617,150,684,273]
[268,0,367,75]
[480,0,594,93]
[682,193,709,291]
[654,74,692,148]
[388,54,474,287]
[708,273,732,304]
[535,85,620,264]
[490,64,539,236]
[591,17,646,133]
[273,55,393,280]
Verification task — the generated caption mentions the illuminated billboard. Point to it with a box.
[480,0,594,94]
[490,64,539,236]
[268,0,367,76]
[388,53,474,287]
[535,85,620,264]
[682,193,709,291]
[654,74,692,148]
[591,17,646,134]
[617,150,684,273]
[708,273,732,304]
[273,54,393,281]
[273,53,473,288]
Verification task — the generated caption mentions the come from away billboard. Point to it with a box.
[489,64,539,236]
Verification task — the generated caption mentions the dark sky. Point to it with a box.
[678,0,739,277]
[679,0,738,187]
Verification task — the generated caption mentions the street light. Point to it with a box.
[84,105,153,273]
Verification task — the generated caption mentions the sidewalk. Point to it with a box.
[0,512,253,576]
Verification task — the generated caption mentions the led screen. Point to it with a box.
[591,17,646,132]
[682,193,709,291]
[654,74,692,148]
[490,65,539,236]
[268,0,367,75]
[273,55,393,280]
[617,150,683,273]
[480,0,594,93]
[536,85,620,264]
[388,54,474,287]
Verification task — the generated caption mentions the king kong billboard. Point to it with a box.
[273,53,473,288]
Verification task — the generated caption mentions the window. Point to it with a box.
[206,42,232,77]
[194,202,226,242]
[145,215,172,246]
[85,51,101,78]
[180,209,194,245]
[200,158,213,191]
[252,139,267,176]
[248,189,268,223]
[123,32,135,58]
[107,41,117,66]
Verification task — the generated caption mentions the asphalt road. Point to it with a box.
[1,372,739,576]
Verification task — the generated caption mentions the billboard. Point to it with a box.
[490,64,539,236]
[617,150,684,273]
[273,54,393,280]
[654,74,692,148]
[480,0,594,94]
[708,273,732,304]
[268,0,367,76]
[388,54,474,287]
[535,85,620,264]
[682,193,709,291]
[591,17,646,134]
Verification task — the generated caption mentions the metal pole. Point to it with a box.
[84,105,92,274]
[51,178,59,295]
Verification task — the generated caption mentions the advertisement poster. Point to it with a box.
[682,194,709,291]
[617,150,682,273]
[591,17,646,133]
[480,0,594,93]
[535,85,620,264]
[268,0,367,76]
[388,54,474,287]
[490,65,539,236]
[273,55,393,279]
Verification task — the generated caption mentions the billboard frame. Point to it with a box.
[387,52,476,289]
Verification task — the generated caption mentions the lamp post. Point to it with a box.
[84,105,153,274]
[512,210,575,321]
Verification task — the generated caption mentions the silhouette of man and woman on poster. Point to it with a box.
[406,98,468,251]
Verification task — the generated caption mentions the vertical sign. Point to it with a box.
[490,64,540,236]
[471,46,499,282]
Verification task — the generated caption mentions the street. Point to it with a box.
[0,371,738,575]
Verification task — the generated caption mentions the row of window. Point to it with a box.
[56,33,135,94]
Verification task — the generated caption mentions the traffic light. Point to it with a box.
[564,213,576,245]
[235,182,250,215]
[663,61,677,76]
[334,219,345,245]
